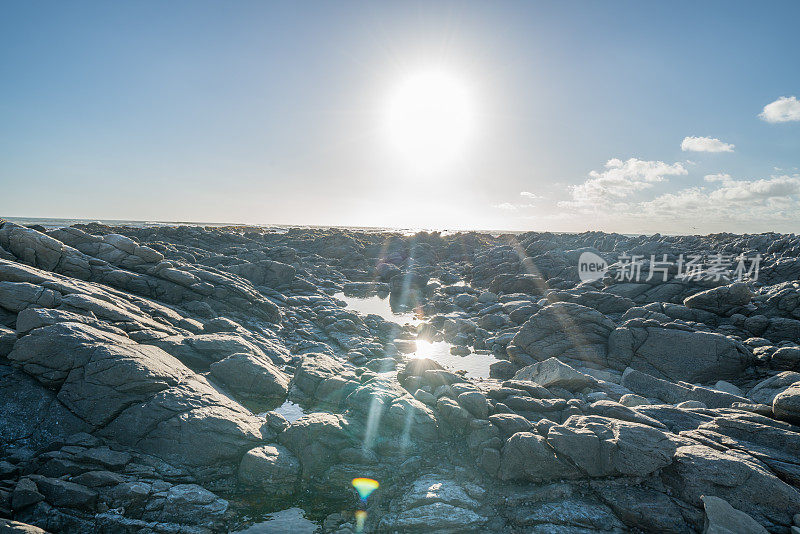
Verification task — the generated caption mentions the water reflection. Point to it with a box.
[231,507,318,534]
[334,292,423,325]
[258,400,306,424]
[413,340,499,379]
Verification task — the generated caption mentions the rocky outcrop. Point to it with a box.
[507,302,616,367]
[7,322,266,475]
[3,223,800,533]
[608,323,753,382]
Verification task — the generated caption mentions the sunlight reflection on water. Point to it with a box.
[334,292,423,325]
[413,340,499,379]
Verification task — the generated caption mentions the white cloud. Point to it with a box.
[681,136,735,153]
[520,191,541,199]
[493,202,517,210]
[759,96,800,123]
[560,158,687,209]
[641,174,800,220]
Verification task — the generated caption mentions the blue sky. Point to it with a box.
[2,1,799,233]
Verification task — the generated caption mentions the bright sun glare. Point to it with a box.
[386,69,474,169]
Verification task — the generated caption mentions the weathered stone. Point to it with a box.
[702,495,768,534]
[498,432,579,482]
[609,326,753,382]
[513,357,597,390]
[546,415,676,477]
[238,445,300,496]
[507,303,615,367]
[210,352,289,401]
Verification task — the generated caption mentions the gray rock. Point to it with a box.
[457,391,489,419]
[748,372,800,405]
[27,475,97,512]
[664,444,800,528]
[513,357,597,390]
[507,302,616,367]
[498,432,579,482]
[676,400,707,409]
[684,282,752,315]
[771,346,800,370]
[7,322,264,472]
[278,413,357,478]
[379,502,487,533]
[587,400,666,428]
[238,445,300,496]
[622,368,749,408]
[609,325,753,382]
[210,352,289,401]
[0,519,48,533]
[0,325,15,357]
[11,479,44,511]
[773,383,800,424]
[619,393,651,407]
[702,495,768,534]
[546,415,676,477]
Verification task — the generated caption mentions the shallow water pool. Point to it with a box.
[231,507,318,534]
[412,340,500,379]
[333,292,423,325]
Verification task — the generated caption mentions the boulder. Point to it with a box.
[748,372,800,405]
[546,415,676,477]
[609,326,753,382]
[664,444,800,529]
[684,283,753,315]
[773,383,800,424]
[498,432,579,482]
[237,445,300,496]
[7,322,265,473]
[507,303,615,367]
[278,413,358,477]
[209,352,289,401]
[512,357,597,390]
[702,495,768,534]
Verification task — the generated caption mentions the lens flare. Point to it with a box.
[351,478,379,501]
[355,510,367,533]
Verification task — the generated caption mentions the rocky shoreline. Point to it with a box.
[2,219,800,532]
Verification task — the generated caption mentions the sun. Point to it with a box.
[385,69,474,170]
